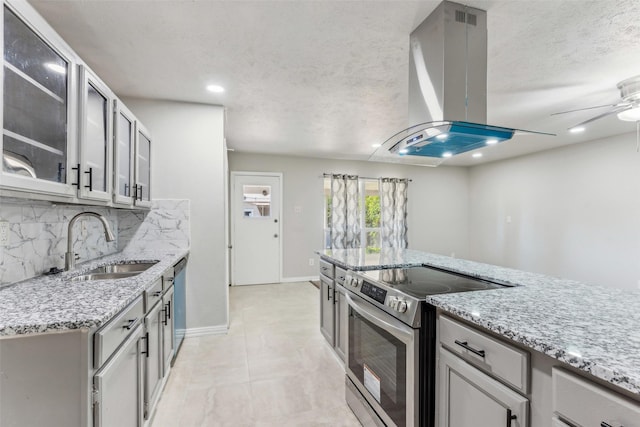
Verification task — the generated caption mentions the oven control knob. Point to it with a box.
[387,296,398,309]
[354,278,363,288]
[396,300,408,313]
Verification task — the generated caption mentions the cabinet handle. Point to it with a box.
[84,167,93,191]
[162,306,169,325]
[138,184,143,201]
[454,340,486,358]
[166,300,171,320]
[132,184,138,199]
[327,284,331,301]
[123,318,139,330]
[71,164,80,188]
[141,332,149,357]
[506,409,517,427]
[124,183,129,197]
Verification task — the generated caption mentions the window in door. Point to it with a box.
[242,185,271,217]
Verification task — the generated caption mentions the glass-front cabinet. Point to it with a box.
[1,1,78,197]
[113,99,135,206]
[77,66,113,202]
[134,123,152,208]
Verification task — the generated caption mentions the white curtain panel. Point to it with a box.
[330,174,361,249]
[380,178,409,248]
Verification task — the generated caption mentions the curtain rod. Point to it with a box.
[321,173,412,182]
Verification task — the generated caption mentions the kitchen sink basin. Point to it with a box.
[86,261,158,275]
[71,271,142,282]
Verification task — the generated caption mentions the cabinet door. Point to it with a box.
[134,123,152,208]
[334,284,348,362]
[144,302,163,419]
[113,99,135,206]
[1,1,78,197]
[77,65,112,202]
[162,285,174,375]
[319,274,334,346]
[93,324,143,427]
[439,347,528,427]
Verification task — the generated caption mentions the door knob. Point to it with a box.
[274,219,278,223]
[274,234,278,238]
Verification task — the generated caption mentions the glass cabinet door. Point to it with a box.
[134,124,152,207]
[113,100,135,206]
[1,3,77,196]
[78,66,112,201]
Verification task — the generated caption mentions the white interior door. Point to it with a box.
[231,172,281,285]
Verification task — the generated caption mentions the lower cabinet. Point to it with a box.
[334,282,348,362]
[162,284,175,374]
[438,347,529,427]
[144,299,164,419]
[319,273,335,346]
[93,324,144,427]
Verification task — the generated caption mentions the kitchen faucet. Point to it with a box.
[65,212,116,271]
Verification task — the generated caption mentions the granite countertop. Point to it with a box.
[0,249,188,337]
[319,248,640,396]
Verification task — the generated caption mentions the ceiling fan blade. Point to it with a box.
[551,103,622,116]
[568,105,631,129]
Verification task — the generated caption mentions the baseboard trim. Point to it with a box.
[184,325,228,338]
[280,275,319,283]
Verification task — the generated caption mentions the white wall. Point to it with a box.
[468,132,640,290]
[124,98,228,330]
[229,152,470,279]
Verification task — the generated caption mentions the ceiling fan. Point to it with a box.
[551,74,640,130]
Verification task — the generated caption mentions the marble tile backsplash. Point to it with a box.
[118,199,190,252]
[0,198,119,285]
[0,198,190,286]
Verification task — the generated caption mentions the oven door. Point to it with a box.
[345,291,419,427]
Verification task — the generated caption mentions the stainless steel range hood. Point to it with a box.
[371,1,551,166]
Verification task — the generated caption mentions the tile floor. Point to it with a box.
[150,282,362,426]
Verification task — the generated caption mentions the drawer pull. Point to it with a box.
[600,423,621,427]
[506,409,517,427]
[123,318,139,330]
[454,340,486,358]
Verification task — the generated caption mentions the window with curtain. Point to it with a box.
[324,175,407,251]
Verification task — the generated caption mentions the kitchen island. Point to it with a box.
[319,248,640,398]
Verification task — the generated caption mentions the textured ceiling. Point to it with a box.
[29,0,640,166]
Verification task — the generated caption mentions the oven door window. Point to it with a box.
[349,305,407,426]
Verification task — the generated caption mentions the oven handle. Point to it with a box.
[346,292,415,345]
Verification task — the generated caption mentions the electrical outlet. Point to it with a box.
[309,258,315,266]
[0,221,9,246]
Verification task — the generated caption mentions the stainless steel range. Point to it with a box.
[343,265,509,427]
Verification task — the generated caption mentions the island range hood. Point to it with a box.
[371,1,551,166]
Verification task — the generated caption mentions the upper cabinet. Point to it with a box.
[113,100,135,206]
[0,1,153,208]
[134,123,152,208]
[1,1,78,197]
[77,65,113,202]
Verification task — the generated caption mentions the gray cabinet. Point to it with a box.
[162,284,175,374]
[144,298,164,419]
[134,123,152,207]
[1,0,78,197]
[113,99,135,206]
[77,65,113,202]
[439,347,529,427]
[319,273,335,346]
[93,324,143,427]
[334,283,347,361]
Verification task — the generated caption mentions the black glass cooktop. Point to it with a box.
[361,266,509,299]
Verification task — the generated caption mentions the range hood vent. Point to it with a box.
[371,1,551,167]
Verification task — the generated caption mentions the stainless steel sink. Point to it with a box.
[86,261,158,275]
[71,271,142,282]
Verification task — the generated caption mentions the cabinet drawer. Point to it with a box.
[94,296,144,368]
[553,368,640,427]
[334,267,347,285]
[144,278,163,312]
[319,260,334,279]
[439,315,529,393]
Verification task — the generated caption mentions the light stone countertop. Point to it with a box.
[0,249,188,336]
[318,248,640,396]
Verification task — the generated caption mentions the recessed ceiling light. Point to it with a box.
[398,148,409,154]
[486,139,498,145]
[372,143,381,148]
[569,126,585,133]
[472,152,483,158]
[45,62,66,74]
[442,152,453,158]
[206,84,225,93]
[436,133,448,140]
